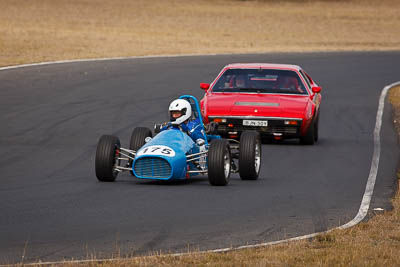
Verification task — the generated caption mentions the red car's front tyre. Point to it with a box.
[300,116,318,145]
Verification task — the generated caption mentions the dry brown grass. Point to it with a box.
[390,86,400,135]
[1,0,400,67]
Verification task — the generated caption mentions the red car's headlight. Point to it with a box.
[284,120,299,125]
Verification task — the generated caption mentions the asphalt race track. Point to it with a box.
[0,52,399,264]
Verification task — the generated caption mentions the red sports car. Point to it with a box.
[200,63,322,145]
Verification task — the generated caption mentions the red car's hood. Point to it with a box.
[205,93,309,118]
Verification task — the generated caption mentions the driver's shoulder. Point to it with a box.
[186,118,200,127]
[191,117,201,124]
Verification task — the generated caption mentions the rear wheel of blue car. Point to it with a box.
[239,131,261,180]
[95,135,121,182]
[129,127,153,176]
[208,139,231,186]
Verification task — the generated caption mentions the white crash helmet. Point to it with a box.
[169,99,192,125]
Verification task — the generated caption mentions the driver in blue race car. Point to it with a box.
[160,99,206,144]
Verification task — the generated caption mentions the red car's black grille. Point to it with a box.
[217,125,298,134]
[215,118,301,136]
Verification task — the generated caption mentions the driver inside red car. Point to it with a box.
[235,75,247,88]
[275,75,304,93]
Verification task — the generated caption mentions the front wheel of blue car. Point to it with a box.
[208,139,231,186]
[95,135,121,182]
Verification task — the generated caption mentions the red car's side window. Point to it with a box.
[299,70,312,89]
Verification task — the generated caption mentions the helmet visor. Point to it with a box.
[170,110,183,119]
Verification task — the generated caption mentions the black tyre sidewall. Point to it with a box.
[130,127,153,151]
[129,127,152,175]
[300,118,315,145]
[208,139,231,186]
[239,131,261,180]
[314,112,320,142]
[95,135,121,182]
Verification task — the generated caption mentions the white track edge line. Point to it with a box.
[1,72,399,266]
[337,81,400,229]
[0,50,389,71]
[0,54,212,71]
[0,52,262,71]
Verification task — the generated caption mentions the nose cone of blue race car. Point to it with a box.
[132,129,195,180]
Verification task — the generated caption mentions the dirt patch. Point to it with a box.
[1,0,399,67]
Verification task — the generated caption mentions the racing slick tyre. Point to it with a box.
[95,135,121,182]
[239,131,262,180]
[129,127,153,176]
[208,139,231,186]
[300,118,316,145]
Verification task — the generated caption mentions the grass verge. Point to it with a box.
[1,0,400,67]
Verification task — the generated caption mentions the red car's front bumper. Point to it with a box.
[208,116,304,139]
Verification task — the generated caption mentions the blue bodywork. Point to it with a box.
[132,95,218,180]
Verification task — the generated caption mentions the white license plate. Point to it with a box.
[243,120,268,127]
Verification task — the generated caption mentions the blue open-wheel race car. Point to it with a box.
[95,95,261,186]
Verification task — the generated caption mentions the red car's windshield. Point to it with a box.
[212,69,308,95]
